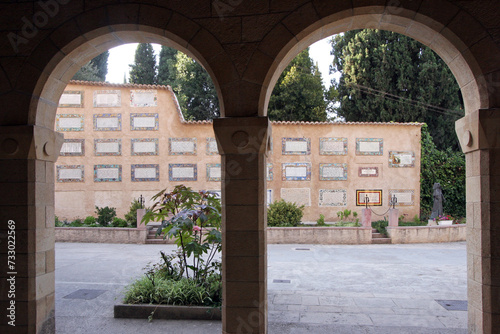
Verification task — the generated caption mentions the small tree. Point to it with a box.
[143,185,222,283]
[95,206,117,226]
[267,200,304,227]
[125,199,142,227]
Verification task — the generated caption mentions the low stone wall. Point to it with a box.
[267,227,372,244]
[387,225,466,243]
[56,227,147,244]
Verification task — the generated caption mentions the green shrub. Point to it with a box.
[337,209,359,224]
[95,206,116,226]
[69,218,83,227]
[83,216,96,225]
[267,200,304,227]
[112,217,128,227]
[335,221,361,227]
[316,214,326,226]
[55,216,64,227]
[125,199,142,227]
[372,220,388,236]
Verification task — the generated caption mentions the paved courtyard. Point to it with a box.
[55,242,467,333]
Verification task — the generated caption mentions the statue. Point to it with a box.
[430,183,445,219]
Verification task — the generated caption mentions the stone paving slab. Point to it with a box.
[55,242,467,333]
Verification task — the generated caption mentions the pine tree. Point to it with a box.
[129,43,157,84]
[331,29,464,150]
[72,51,109,82]
[72,62,102,82]
[89,51,109,81]
[268,48,329,122]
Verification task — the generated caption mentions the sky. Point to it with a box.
[106,37,337,88]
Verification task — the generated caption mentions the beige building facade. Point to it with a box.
[1,1,499,333]
[55,81,422,222]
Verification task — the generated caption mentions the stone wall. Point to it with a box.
[55,81,422,223]
[55,227,147,244]
[387,225,466,243]
[267,227,372,244]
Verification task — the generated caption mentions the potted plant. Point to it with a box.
[434,214,454,226]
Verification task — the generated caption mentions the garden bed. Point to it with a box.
[114,304,221,320]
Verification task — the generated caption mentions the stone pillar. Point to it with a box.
[0,125,63,333]
[388,208,399,227]
[456,109,500,334]
[136,208,147,230]
[213,117,270,334]
[361,208,372,227]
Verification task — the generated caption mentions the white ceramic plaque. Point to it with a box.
[267,189,273,205]
[285,141,308,152]
[96,117,119,128]
[95,92,120,107]
[59,93,81,105]
[322,166,344,178]
[171,141,195,153]
[320,191,345,206]
[96,142,120,153]
[96,168,120,179]
[135,168,157,179]
[133,117,156,128]
[207,140,218,154]
[285,166,308,178]
[323,141,344,152]
[359,141,380,152]
[61,142,82,154]
[59,168,82,179]
[172,167,195,178]
[59,117,83,129]
[133,141,156,153]
[209,166,221,179]
[361,168,377,175]
[131,91,156,106]
[393,192,413,203]
[280,188,311,206]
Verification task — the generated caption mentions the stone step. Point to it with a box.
[372,238,392,244]
[372,232,387,238]
[145,238,171,244]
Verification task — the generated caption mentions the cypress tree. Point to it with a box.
[157,46,178,86]
[129,43,157,84]
[268,48,329,122]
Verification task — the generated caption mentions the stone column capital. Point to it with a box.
[0,125,64,162]
[455,108,500,153]
[213,117,271,156]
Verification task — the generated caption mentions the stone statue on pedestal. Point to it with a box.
[430,183,445,219]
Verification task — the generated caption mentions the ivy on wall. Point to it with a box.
[420,124,466,219]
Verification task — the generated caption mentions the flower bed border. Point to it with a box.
[114,303,221,320]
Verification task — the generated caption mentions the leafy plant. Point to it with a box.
[316,214,326,226]
[84,216,96,225]
[125,199,143,227]
[55,216,64,227]
[95,206,117,226]
[112,217,128,227]
[142,185,222,283]
[336,209,359,224]
[267,200,304,227]
[69,218,83,227]
[372,220,388,236]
